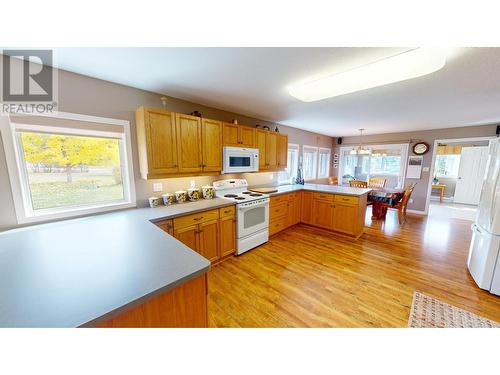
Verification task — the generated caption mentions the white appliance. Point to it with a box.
[222,147,259,174]
[213,179,269,255]
[467,138,500,295]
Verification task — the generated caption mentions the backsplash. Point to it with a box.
[135,172,278,207]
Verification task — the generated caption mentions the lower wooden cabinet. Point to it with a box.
[301,191,314,224]
[156,206,236,264]
[312,198,335,230]
[219,214,236,258]
[287,192,301,227]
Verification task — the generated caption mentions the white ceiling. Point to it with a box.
[53,47,500,137]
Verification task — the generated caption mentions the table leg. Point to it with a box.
[440,187,444,203]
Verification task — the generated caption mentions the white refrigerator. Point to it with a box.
[467,137,500,295]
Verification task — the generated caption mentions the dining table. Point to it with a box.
[367,187,405,219]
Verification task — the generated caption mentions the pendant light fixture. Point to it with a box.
[350,129,371,155]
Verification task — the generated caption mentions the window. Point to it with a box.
[303,146,318,180]
[278,144,299,184]
[369,149,402,175]
[318,148,331,178]
[435,154,461,178]
[3,113,136,224]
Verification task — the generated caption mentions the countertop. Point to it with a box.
[253,183,372,197]
[0,197,234,328]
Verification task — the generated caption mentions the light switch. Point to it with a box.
[152,183,163,192]
[422,167,430,172]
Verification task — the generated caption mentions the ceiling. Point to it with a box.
[52,47,500,137]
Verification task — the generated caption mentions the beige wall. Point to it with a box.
[332,125,498,211]
[0,64,333,230]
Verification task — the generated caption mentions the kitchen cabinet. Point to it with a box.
[256,129,268,170]
[198,219,220,262]
[158,207,237,263]
[219,214,236,258]
[176,113,203,173]
[136,107,179,179]
[201,118,222,172]
[277,134,288,169]
[312,198,335,230]
[267,132,278,170]
[223,123,255,147]
[287,192,301,227]
[301,191,314,224]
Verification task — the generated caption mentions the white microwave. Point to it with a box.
[222,147,259,174]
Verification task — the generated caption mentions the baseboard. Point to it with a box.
[406,209,427,216]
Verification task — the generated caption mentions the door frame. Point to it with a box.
[338,143,409,188]
[424,136,495,214]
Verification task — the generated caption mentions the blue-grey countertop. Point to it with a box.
[0,198,234,328]
[253,183,372,197]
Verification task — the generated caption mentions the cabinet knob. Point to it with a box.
[194,217,203,221]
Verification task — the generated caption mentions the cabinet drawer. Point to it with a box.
[270,194,289,206]
[286,192,300,201]
[334,195,359,205]
[313,192,334,201]
[219,206,235,218]
[269,218,287,236]
[270,201,288,219]
[173,209,219,229]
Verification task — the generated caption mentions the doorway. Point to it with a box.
[426,137,493,220]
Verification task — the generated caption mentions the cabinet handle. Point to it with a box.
[223,210,231,214]
[194,217,203,221]
[173,164,178,167]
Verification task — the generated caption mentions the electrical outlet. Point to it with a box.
[152,183,163,193]
[422,167,430,172]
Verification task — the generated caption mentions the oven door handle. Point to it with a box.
[238,201,269,212]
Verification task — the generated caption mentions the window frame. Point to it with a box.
[317,147,331,178]
[302,145,319,181]
[434,154,461,178]
[1,112,136,225]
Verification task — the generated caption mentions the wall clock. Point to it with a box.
[412,142,430,155]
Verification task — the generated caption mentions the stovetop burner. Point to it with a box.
[241,191,252,194]
[234,197,246,200]
[249,193,262,197]
[224,194,238,198]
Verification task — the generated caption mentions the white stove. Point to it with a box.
[213,179,270,255]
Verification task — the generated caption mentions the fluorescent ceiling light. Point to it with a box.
[288,48,447,102]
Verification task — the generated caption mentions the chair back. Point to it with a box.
[328,176,338,185]
[400,183,417,207]
[349,180,368,188]
[368,177,386,188]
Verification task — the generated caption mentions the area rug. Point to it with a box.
[408,291,499,328]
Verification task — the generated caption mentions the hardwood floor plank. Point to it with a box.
[208,210,500,327]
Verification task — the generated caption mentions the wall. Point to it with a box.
[0,63,333,230]
[332,126,498,212]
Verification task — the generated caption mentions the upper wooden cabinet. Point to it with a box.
[201,119,222,172]
[176,113,202,173]
[267,132,278,170]
[222,123,255,147]
[136,107,222,179]
[256,129,268,170]
[277,134,288,169]
[136,107,179,179]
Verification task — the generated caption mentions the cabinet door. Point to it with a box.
[256,129,268,170]
[198,219,219,263]
[267,132,278,170]
[312,199,335,230]
[201,118,222,172]
[239,126,255,147]
[144,109,178,176]
[156,219,174,235]
[301,191,314,224]
[277,134,288,169]
[219,215,236,258]
[176,114,202,173]
[174,225,199,252]
[333,203,358,235]
[287,194,301,227]
[223,123,239,146]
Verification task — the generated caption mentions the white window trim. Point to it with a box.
[338,143,409,188]
[0,111,136,225]
[278,143,300,184]
[302,145,319,181]
[318,147,331,178]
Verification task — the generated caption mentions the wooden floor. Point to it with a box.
[207,209,500,327]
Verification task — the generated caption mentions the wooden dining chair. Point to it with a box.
[387,183,417,224]
[349,180,368,188]
[328,176,338,185]
[368,177,386,188]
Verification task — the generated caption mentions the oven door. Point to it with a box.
[223,147,259,174]
[237,200,269,238]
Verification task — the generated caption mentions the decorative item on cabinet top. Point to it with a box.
[136,106,288,180]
